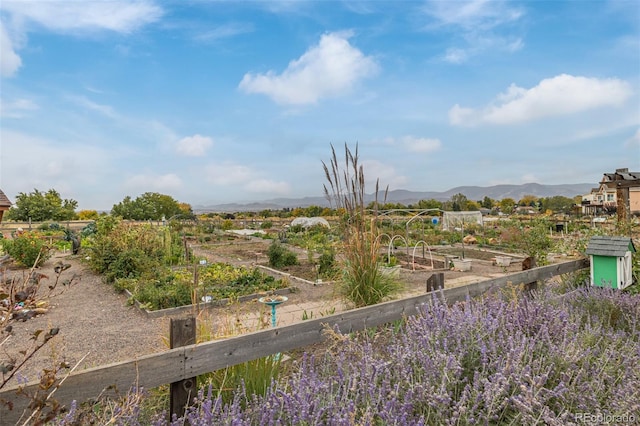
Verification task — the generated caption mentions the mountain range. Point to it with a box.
[195,182,593,213]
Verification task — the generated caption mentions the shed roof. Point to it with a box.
[0,189,11,209]
[585,235,636,257]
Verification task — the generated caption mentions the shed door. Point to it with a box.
[620,252,632,289]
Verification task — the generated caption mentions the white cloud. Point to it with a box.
[124,173,182,192]
[444,48,468,64]
[362,159,408,190]
[239,31,378,105]
[402,136,442,153]
[0,1,162,78]
[0,22,21,77]
[204,163,252,186]
[520,173,538,183]
[448,105,476,125]
[69,95,119,118]
[0,129,111,201]
[203,163,291,196]
[244,179,291,195]
[442,35,523,64]
[2,0,163,33]
[0,98,38,117]
[449,74,633,126]
[176,134,213,157]
[194,22,253,42]
[423,0,524,63]
[424,0,523,30]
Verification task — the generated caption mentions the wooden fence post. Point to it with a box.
[170,317,197,421]
[426,273,444,292]
[522,256,537,294]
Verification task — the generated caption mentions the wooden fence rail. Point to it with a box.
[0,258,589,423]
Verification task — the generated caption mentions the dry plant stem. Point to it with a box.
[22,249,44,294]
[0,332,57,389]
[0,336,10,347]
[19,351,90,426]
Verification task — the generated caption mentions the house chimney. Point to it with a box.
[615,168,629,173]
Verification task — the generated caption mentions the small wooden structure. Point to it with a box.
[0,189,11,224]
[585,236,636,290]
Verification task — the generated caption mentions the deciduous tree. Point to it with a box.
[6,189,77,221]
[111,192,187,220]
[499,198,516,214]
[539,196,576,214]
[449,193,469,211]
[77,210,99,220]
[481,196,494,209]
[518,194,539,207]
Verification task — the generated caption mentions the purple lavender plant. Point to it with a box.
[55,286,640,425]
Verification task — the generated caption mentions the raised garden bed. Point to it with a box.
[128,287,296,319]
[120,262,291,316]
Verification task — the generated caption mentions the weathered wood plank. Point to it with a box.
[426,273,444,292]
[0,258,588,424]
[0,349,186,423]
[170,317,197,421]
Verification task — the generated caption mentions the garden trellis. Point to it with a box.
[441,211,483,231]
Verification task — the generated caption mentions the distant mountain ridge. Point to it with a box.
[195,182,593,213]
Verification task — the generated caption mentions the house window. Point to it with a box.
[607,194,614,201]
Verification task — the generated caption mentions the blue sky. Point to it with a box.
[1,0,638,210]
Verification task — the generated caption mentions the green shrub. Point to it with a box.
[260,221,273,229]
[1,231,51,267]
[104,248,155,283]
[38,222,62,231]
[113,277,138,294]
[267,241,298,268]
[135,276,193,309]
[289,224,304,233]
[124,263,287,310]
[84,218,185,290]
[317,249,337,278]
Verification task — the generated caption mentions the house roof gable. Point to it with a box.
[585,235,636,257]
[0,189,11,209]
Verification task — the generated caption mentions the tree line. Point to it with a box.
[3,188,579,223]
[4,189,192,222]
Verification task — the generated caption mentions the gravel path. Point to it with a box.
[1,253,168,389]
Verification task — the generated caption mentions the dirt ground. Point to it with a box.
[1,254,168,390]
[0,236,523,391]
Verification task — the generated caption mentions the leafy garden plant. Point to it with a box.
[267,241,298,268]
[1,231,51,267]
[117,262,287,311]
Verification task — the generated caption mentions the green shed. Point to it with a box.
[585,236,636,290]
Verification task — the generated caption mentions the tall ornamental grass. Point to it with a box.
[56,286,640,425]
[323,143,400,307]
